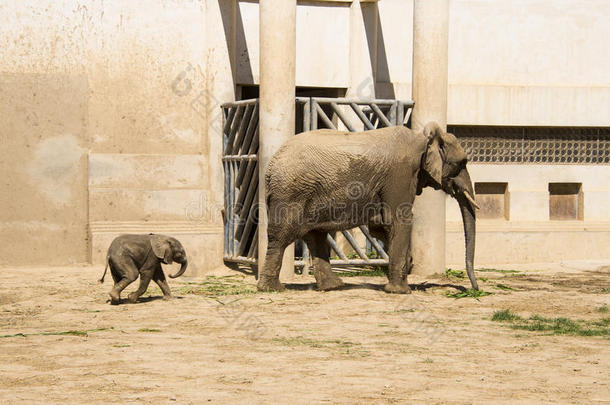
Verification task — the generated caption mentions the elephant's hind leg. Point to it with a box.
[257,238,287,292]
[108,258,139,305]
[303,231,344,291]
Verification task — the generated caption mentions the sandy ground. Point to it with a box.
[1,262,609,404]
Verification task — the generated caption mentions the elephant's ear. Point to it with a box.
[150,234,173,264]
[422,122,443,186]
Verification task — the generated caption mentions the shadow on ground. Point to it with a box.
[282,281,467,293]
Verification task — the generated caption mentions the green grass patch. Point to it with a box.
[177,275,257,297]
[476,268,521,274]
[113,344,131,348]
[0,327,113,338]
[137,328,161,333]
[597,304,609,313]
[492,309,610,337]
[445,269,465,279]
[494,283,515,291]
[491,309,522,322]
[446,289,492,299]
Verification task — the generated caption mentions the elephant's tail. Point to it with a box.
[99,257,109,283]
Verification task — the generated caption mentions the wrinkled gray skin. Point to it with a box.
[99,234,188,305]
[257,122,479,294]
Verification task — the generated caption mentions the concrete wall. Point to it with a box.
[0,1,223,272]
[0,73,89,265]
[448,0,610,126]
[446,165,610,264]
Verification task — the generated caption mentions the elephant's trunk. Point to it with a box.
[169,259,188,278]
[453,169,478,290]
[458,195,478,290]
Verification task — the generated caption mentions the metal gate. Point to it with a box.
[222,97,414,270]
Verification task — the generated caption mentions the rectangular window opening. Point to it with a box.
[474,182,509,220]
[549,183,583,220]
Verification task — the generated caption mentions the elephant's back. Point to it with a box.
[108,234,149,257]
[265,128,403,205]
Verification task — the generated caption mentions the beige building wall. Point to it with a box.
[448,0,610,126]
[0,1,224,273]
[446,165,610,264]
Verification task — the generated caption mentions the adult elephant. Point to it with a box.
[257,122,479,294]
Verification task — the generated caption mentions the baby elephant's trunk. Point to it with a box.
[169,259,188,278]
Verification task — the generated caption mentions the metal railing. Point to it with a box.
[222,99,259,265]
[222,97,415,270]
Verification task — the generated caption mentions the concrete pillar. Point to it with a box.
[410,0,449,276]
[258,0,296,279]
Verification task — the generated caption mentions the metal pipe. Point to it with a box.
[358,226,389,260]
[236,127,259,185]
[294,258,389,268]
[239,190,259,256]
[247,227,258,258]
[224,255,257,264]
[396,101,405,126]
[228,103,253,155]
[303,98,310,132]
[222,107,237,140]
[236,102,259,156]
[370,103,392,127]
[221,98,259,108]
[349,103,375,130]
[340,230,369,261]
[224,105,245,154]
[223,161,230,256]
[330,102,356,132]
[235,169,258,240]
[296,97,403,105]
[316,103,336,130]
[326,234,347,260]
[222,155,258,161]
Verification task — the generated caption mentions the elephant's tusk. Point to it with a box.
[463,191,480,210]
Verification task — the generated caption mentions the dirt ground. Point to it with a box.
[1,262,609,404]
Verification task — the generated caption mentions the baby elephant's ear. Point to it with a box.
[150,234,173,264]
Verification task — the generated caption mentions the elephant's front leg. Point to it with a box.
[384,223,412,294]
[128,272,152,303]
[153,266,173,300]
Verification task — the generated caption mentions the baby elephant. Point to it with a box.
[99,234,188,305]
